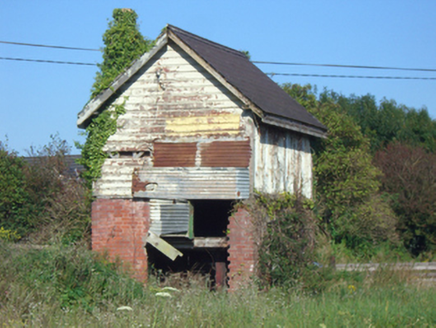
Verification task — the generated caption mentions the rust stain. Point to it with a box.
[200,140,251,167]
[132,169,156,193]
[153,142,197,167]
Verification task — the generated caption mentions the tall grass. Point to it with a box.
[1,240,435,327]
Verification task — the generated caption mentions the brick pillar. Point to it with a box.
[227,208,257,290]
[92,198,150,282]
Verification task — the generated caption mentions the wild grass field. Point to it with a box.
[1,241,435,328]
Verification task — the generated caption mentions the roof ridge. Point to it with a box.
[167,24,247,59]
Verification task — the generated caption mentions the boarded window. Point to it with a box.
[199,140,251,167]
[153,142,196,167]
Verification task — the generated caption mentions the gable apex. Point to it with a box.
[77,25,326,137]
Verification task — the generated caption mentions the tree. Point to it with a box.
[283,84,398,249]
[321,90,436,153]
[375,143,436,254]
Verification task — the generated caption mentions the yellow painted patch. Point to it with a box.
[166,114,240,136]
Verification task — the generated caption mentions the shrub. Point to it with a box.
[0,141,32,237]
[0,136,90,244]
[244,192,318,288]
[23,135,91,244]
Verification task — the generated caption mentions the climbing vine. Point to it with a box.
[91,8,153,98]
[78,9,153,187]
[78,102,126,187]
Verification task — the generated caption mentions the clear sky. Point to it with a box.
[1,0,435,154]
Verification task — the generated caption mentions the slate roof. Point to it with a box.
[167,25,326,133]
[78,25,326,137]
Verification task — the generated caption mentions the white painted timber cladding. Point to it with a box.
[253,126,313,198]
[103,42,246,152]
[95,42,247,197]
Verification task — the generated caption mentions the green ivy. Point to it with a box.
[77,102,126,187]
[90,9,153,98]
[78,9,153,187]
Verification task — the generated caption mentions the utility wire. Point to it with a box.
[267,72,436,80]
[0,56,97,66]
[0,40,100,52]
[1,56,435,80]
[2,39,435,73]
[254,61,436,73]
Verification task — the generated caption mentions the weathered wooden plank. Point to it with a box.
[193,237,228,248]
[146,231,183,261]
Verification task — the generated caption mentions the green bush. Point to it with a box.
[0,141,32,237]
[244,192,319,289]
[0,136,91,244]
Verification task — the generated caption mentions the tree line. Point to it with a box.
[283,83,436,256]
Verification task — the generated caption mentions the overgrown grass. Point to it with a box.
[1,241,435,327]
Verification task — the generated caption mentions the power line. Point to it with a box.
[254,61,436,73]
[1,39,435,73]
[1,56,435,80]
[0,40,100,52]
[267,72,436,80]
[0,56,97,66]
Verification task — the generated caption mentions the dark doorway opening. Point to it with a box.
[191,200,233,237]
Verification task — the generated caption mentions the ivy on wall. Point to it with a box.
[78,102,126,187]
[78,9,153,187]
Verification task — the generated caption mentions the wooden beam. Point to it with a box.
[194,237,228,248]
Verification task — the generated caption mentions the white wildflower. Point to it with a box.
[117,306,133,311]
[161,287,180,292]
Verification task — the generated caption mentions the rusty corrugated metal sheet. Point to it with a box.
[199,140,251,167]
[154,142,196,167]
[149,199,191,236]
[133,167,250,199]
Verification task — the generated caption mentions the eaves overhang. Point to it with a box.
[261,114,327,139]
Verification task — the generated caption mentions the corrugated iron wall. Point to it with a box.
[133,167,250,200]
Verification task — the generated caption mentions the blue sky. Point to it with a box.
[1,0,435,154]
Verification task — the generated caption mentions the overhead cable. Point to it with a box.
[0,56,97,66]
[266,72,436,80]
[254,61,436,73]
[2,39,435,73]
[1,57,435,80]
[0,40,100,52]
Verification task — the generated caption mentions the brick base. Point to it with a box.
[227,208,257,290]
[92,198,150,282]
